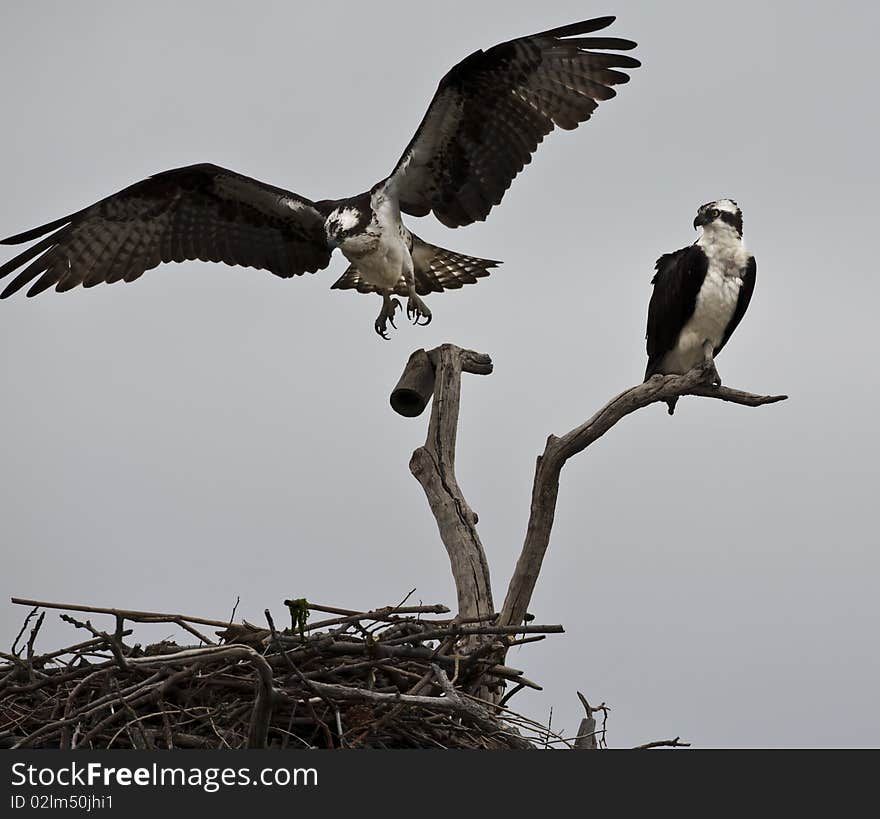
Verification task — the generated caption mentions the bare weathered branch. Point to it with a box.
[405,344,495,622]
[500,364,788,628]
[11,598,235,629]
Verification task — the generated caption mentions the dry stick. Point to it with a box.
[224,596,241,639]
[291,602,449,619]
[76,686,166,749]
[171,618,215,646]
[53,669,166,750]
[573,691,598,750]
[24,612,45,682]
[417,613,499,626]
[11,607,39,656]
[383,623,563,646]
[59,668,113,749]
[3,658,117,697]
[277,601,450,634]
[158,699,175,750]
[10,598,234,630]
[34,632,133,664]
[431,665,532,749]
[312,676,512,732]
[279,637,528,683]
[302,657,395,681]
[633,736,691,750]
[507,635,546,647]
[349,666,436,747]
[307,679,468,714]
[0,650,27,666]
[263,610,339,727]
[499,364,788,630]
[348,632,461,747]
[127,646,275,749]
[107,678,154,750]
[59,614,129,671]
[407,345,495,624]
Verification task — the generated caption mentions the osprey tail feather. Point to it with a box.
[331,235,500,297]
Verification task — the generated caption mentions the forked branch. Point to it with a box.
[392,346,786,636]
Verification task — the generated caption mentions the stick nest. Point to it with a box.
[1,597,563,750]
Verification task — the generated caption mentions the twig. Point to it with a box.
[59,614,129,671]
[128,646,275,749]
[383,624,563,646]
[32,632,134,664]
[431,665,532,748]
[172,618,215,646]
[290,601,449,619]
[11,598,235,629]
[25,612,45,675]
[633,736,691,750]
[307,680,462,711]
[11,607,39,656]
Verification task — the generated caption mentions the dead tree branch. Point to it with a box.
[499,364,787,628]
[403,344,495,623]
[392,345,785,735]
[393,348,786,634]
[11,598,233,629]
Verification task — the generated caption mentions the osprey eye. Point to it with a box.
[709,208,719,219]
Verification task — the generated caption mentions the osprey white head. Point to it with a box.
[693,198,743,236]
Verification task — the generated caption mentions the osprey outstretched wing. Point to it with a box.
[386,17,639,228]
[1,17,640,336]
[0,164,332,299]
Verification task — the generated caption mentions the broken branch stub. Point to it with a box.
[390,348,436,417]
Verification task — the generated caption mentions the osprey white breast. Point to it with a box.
[644,198,758,408]
[661,227,748,373]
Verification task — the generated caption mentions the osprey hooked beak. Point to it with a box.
[693,206,719,230]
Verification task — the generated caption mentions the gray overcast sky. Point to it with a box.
[1,1,877,748]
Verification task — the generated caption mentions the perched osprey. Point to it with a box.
[644,199,756,414]
[0,17,640,338]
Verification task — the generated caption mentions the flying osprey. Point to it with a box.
[0,17,640,338]
[644,199,756,414]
